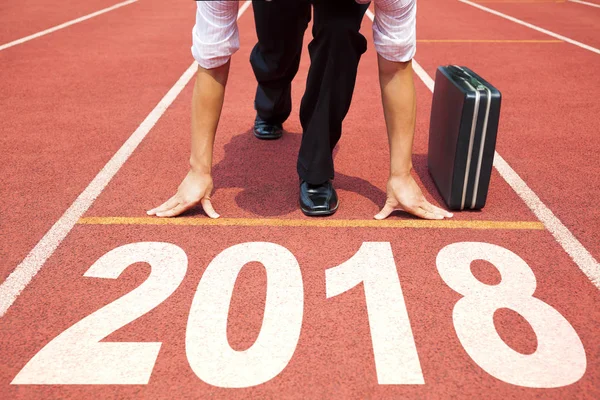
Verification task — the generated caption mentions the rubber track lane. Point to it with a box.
[0,0,196,281]
[463,0,600,49]
[1,5,599,398]
[0,0,126,45]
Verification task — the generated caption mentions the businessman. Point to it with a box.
[148,0,452,221]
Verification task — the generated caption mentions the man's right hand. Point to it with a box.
[147,170,219,218]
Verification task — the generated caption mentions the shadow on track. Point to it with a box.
[181,130,453,219]
[186,129,387,217]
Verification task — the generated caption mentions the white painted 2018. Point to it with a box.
[12,241,587,388]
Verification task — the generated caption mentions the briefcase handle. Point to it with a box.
[446,65,485,90]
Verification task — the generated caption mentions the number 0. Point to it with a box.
[186,242,304,388]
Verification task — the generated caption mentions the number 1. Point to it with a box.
[325,242,424,385]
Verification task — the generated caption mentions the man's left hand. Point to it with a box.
[375,174,453,220]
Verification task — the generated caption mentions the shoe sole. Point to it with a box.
[253,131,283,140]
[299,200,340,217]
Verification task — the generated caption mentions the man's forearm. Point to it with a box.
[190,61,230,174]
[377,55,416,177]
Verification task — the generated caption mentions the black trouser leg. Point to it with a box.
[297,0,369,185]
[250,0,311,125]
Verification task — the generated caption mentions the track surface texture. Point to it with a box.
[1,0,599,399]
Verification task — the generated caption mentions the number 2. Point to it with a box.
[12,242,188,385]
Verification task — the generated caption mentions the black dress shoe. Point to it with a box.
[253,115,283,140]
[299,180,339,216]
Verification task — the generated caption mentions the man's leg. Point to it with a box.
[296,0,369,216]
[297,0,369,185]
[250,0,310,138]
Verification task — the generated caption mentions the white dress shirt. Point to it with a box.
[357,0,417,62]
[191,1,240,69]
[192,0,417,69]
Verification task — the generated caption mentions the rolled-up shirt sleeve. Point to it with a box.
[191,1,240,69]
[358,0,417,63]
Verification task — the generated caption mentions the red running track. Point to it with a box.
[0,0,196,281]
[461,0,600,49]
[1,1,599,399]
[0,0,133,45]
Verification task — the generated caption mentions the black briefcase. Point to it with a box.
[427,65,502,210]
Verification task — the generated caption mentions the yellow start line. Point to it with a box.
[78,217,545,230]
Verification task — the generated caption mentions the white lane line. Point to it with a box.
[0,0,138,52]
[492,154,600,289]
[568,0,600,8]
[364,12,600,289]
[412,61,435,91]
[458,0,600,55]
[239,0,252,15]
[0,1,253,317]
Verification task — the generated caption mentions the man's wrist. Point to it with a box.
[390,171,412,180]
[390,161,413,179]
[190,157,211,175]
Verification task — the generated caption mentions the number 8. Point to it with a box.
[436,242,586,388]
